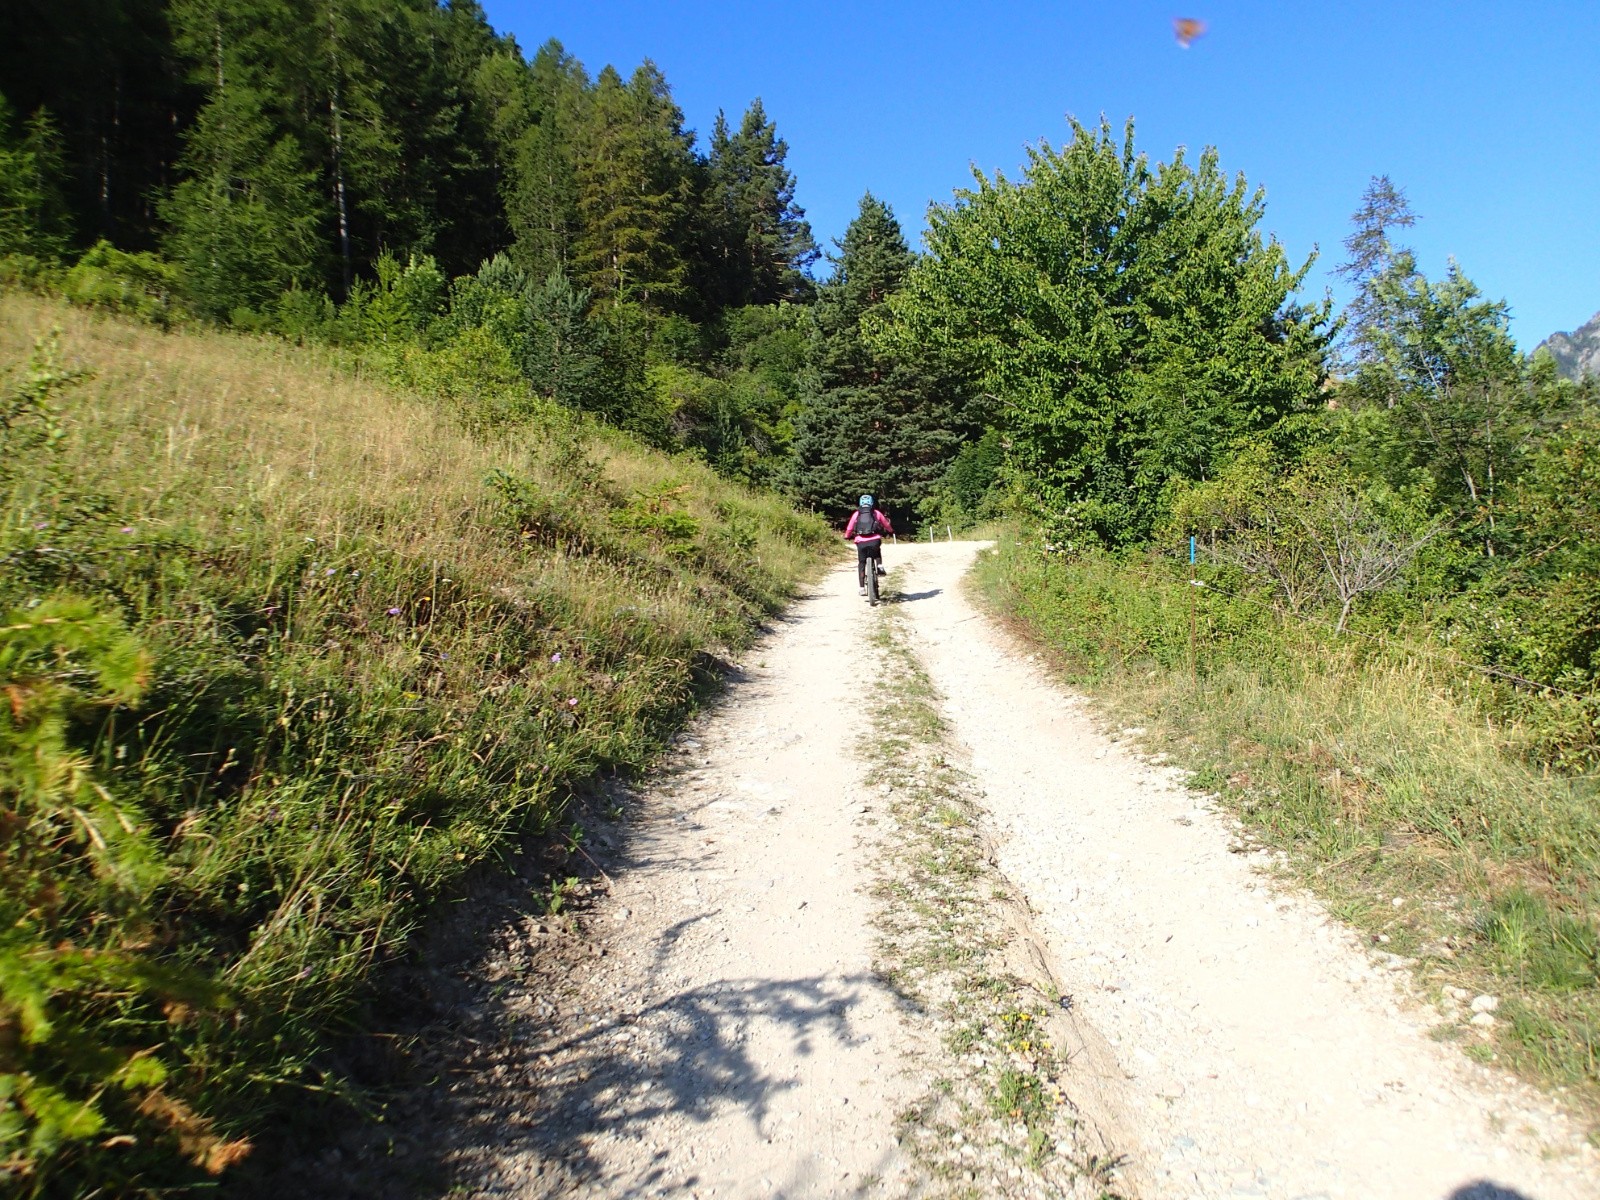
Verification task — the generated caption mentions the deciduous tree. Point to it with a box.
[885,119,1330,545]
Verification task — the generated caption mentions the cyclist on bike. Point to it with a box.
[844,494,892,595]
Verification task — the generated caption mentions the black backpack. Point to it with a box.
[855,506,879,539]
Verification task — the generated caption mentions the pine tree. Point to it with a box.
[161,1,325,316]
[165,0,506,304]
[788,193,973,526]
[0,0,186,249]
[522,268,615,414]
[572,62,695,308]
[415,0,508,274]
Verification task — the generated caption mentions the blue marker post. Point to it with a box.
[1188,535,1198,684]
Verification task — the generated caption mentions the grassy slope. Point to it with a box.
[0,293,831,1192]
[974,538,1600,1124]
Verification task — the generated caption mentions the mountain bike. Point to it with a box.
[865,551,880,606]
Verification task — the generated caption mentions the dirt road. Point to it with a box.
[891,544,1595,1199]
[443,542,1595,1199]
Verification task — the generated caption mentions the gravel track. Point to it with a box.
[424,542,1596,1199]
[449,562,930,1197]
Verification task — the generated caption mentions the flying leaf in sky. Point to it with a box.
[1174,17,1208,48]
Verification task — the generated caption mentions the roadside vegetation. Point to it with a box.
[975,543,1600,1110]
[0,292,829,1193]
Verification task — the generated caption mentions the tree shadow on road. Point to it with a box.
[1447,1184,1537,1200]
[449,972,885,1195]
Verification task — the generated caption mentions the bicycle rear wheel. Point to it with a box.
[866,554,880,605]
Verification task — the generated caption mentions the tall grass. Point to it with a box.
[0,293,831,1194]
[975,536,1600,1113]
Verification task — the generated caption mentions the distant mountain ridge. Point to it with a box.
[1537,310,1600,380]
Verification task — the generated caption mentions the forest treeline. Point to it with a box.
[0,0,974,520]
[5,5,1597,654]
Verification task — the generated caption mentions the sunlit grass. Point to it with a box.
[0,292,830,1191]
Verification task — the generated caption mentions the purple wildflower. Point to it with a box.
[324,568,336,576]
[120,526,134,534]
[550,652,562,664]
[567,697,578,707]
[387,607,402,616]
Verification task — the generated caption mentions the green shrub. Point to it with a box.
[61,243,182,328]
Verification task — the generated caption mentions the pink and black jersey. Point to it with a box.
[844,508,892,544]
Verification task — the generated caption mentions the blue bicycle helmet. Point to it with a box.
[859,494,874,508]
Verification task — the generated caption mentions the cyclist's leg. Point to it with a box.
[857,542,870,588]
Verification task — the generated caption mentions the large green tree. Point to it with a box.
[788,193,973,526]
[476,39,589,280]
[884,119,1330,545]
[160,87,324,317]
[572,62,695,308]
[699,99,817,310]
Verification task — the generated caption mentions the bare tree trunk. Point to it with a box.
[327,7,353,297]
[214,16,225,90]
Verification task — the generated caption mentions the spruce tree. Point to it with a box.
[162,1,325,316]
[0,95,73,259]
[165,0,506,304]
[700,99,816,309]
[1336,175,1419,371]
[788,193,973,527]
[477,39,588,280]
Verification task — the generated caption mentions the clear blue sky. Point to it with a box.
[484,1,1598,346]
